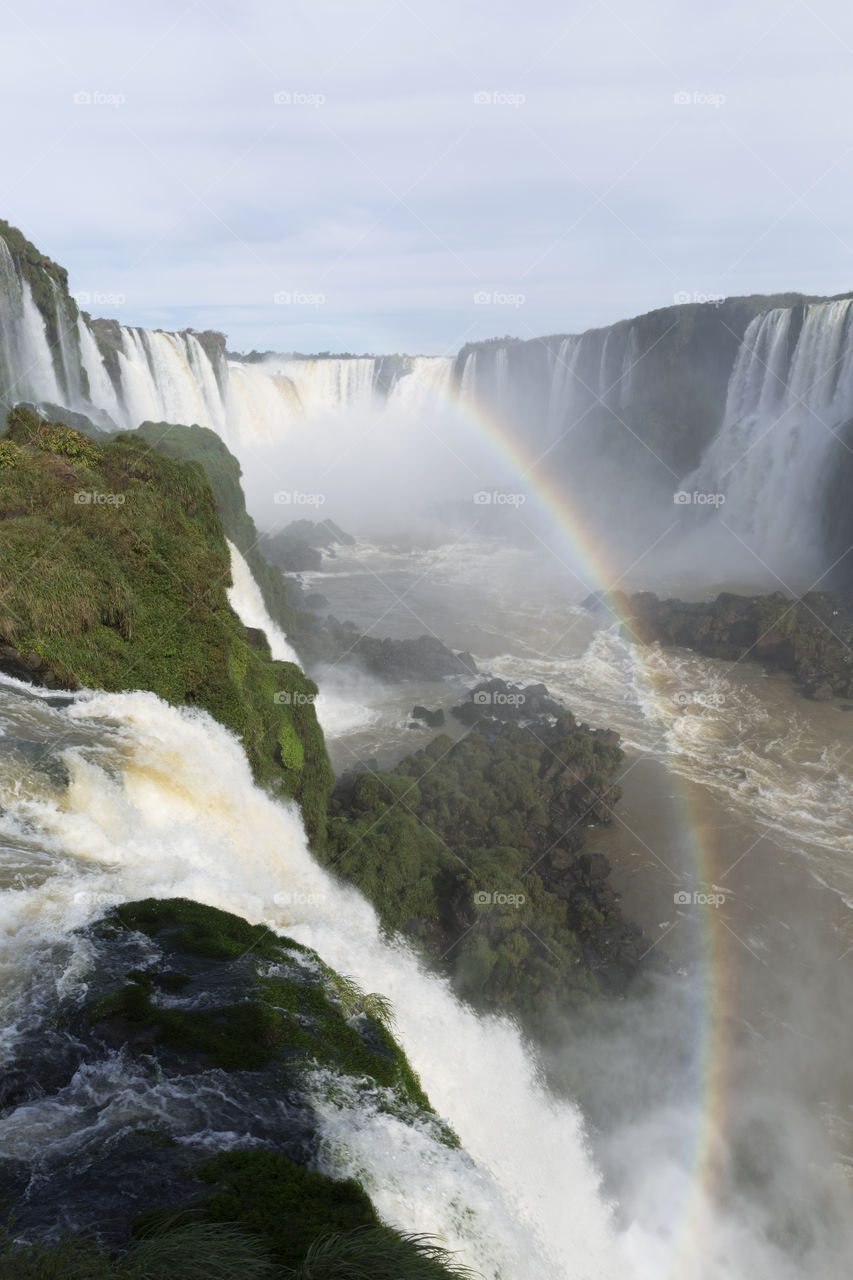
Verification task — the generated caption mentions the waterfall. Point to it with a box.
[0,678,625,1279]
[3,216,853,581]
[47,279,81,407]
[683,300,853,578]
[385,354,455,410]
[0,238,62,407]
[458,327,645,448]
[77,315,123,426]
[225,539,300,664]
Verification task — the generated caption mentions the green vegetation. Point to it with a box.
[282,1227,480,1278]
[0,898,470,1276]
[36,899,467,1276]
[0,1220,273,1280]
[0,407,332,843]
[112,897,301,961]
[0,1217,478,1280]
[326,719,628,1026]
[134,421,312,653]
[96,898,433,1112]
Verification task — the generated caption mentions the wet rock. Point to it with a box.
[450,677,565,727]
[412,705,445,728]
[0,899,441,1251]
[621,588,853,703]
[346,634,477,683]
[0,643,77,691]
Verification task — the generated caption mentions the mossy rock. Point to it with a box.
[96,898,435,1115]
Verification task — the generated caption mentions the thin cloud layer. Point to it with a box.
[3,0,853,352]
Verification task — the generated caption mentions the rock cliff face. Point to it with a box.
[455,293,829,477]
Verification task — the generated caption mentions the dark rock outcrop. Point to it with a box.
[261,519,355,573]
[342,633,477,682]
[0,643,74,690]
[603,589,853,701]
[412,704,445,727]
[450,678,565,726]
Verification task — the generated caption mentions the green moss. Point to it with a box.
[198,1151,378,1268]
[113,898,290,962]
[277,715,305,772]
[132,421,332,665]
[94,980,287,1071]
[258,971,432,1113]
[98,900,438,1121]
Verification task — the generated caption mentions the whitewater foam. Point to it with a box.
[0,685,623,1279]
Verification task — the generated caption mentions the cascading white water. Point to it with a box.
[459,326,641,450]
[114,329,227,434]
[0,238,63,407]
[545,336,583,433]
[223,543,388,747]
[225,539,300,665]
[385,355,455,409]
[0,678,627,1280]
[683,300,853,577]
[266,357,378,418]
[77,315,123,426]
[17,281,63,406]
[47,279,80,407]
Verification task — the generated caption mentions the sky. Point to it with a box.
[3,0,853,355]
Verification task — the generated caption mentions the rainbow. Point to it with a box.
[444,375,734,1278]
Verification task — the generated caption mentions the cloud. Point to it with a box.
[4,0,853,351]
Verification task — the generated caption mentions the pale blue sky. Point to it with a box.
[4,0,853,353]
